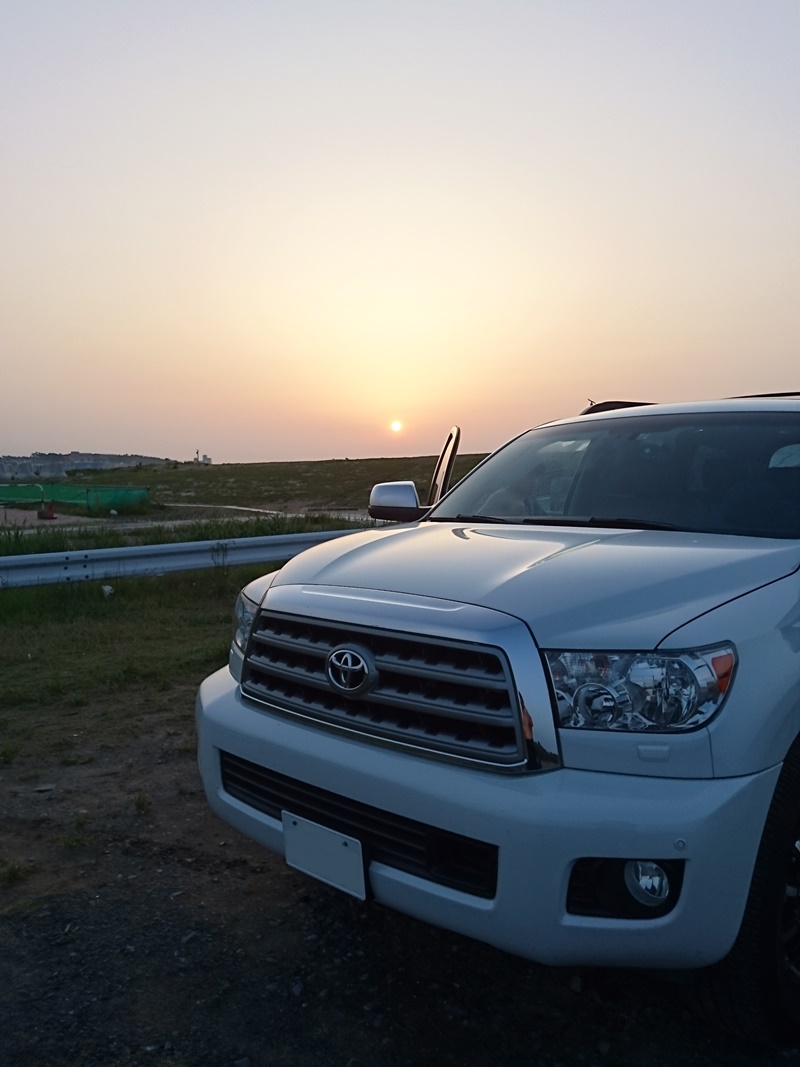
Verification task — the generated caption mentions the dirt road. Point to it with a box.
[1,506,99,528]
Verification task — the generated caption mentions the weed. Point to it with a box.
[134,793,151,815]
[0,743,20,764]
[58,814,93,849]
[0,524,128,557]
[60,752,94,767]
[60,827,91,849]
[0,859,37,890]
[211,539,230,592]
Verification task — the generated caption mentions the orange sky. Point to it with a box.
[1,2,798,462]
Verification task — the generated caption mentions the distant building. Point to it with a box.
[0,452,167,480]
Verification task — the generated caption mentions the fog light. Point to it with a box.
[624,860,670,907]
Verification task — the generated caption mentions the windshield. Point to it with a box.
[430,411,800,539]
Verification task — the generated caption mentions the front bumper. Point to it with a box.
[196,666,779,969]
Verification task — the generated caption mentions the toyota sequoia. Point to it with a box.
[196,396,800,1044]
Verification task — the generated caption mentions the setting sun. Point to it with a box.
[390,421,403,432]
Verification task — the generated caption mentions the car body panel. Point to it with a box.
[272,522,800,649]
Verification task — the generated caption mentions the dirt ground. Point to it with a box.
[1,506,99,528]
[3,697,800,1067]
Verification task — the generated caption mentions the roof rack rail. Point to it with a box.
[580,393,800,417]
[729,392,800,399]
[579,400,652,415]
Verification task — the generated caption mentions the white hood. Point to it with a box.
[273,522,800,647]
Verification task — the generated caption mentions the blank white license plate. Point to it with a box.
[282,812,367,900]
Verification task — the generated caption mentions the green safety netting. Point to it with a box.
[0,483,150,512]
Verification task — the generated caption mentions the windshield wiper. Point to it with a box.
[520,516,679,531]
[430,513,513,524]
[431,514,680,530]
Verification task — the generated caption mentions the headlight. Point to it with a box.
[231,571,279,655]
[232,588,261,654]
[544,646,736,732]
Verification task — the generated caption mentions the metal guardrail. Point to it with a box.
[0,529,356,589]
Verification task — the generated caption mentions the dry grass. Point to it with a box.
[63,453,485,512]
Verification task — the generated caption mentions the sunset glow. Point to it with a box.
[1,2,798,463]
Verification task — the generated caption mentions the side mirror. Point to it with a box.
[368,481,427,522]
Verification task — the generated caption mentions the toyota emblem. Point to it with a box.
[326,646,375,697]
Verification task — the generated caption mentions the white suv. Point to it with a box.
[196,396,800,1045]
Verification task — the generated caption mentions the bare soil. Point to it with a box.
[2,695,799,1067]
[1,506,99,528]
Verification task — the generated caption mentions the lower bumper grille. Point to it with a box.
[220,751,498,899]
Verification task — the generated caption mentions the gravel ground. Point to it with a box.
[3,733,800,1066]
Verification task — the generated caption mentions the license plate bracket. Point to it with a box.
[282,811,367,900]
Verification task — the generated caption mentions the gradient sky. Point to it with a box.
[2,1,798,463]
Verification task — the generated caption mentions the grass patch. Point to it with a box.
[0,510,366,556]
[0,859,38,890]
[0,523,129,556]
[0,741,21,764]
[0,564,272,766]
[60,827,92,849]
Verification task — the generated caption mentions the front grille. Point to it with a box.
[240,611,525,766]
[220,751,498,898]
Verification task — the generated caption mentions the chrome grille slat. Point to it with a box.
[373,656,509,689]
[358,689,514,724]
[250,632,329,658]
[241,610,526,766]
[246,655,332,691]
